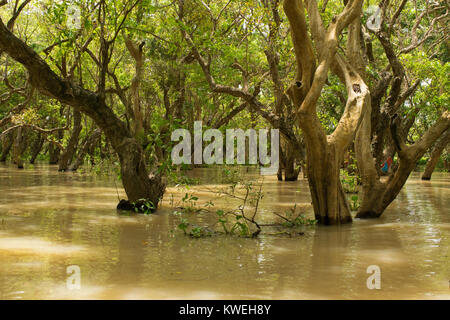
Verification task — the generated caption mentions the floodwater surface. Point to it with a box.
[0,164,449,300]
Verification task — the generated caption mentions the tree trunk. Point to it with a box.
[356,112,450,218]
[356,160,416,218]
[58,110,82,171]
[0,131,13,162]
[284,150,301,181]
[69,129,101,171]
[303,126,353,224]
[48,141,60,165]
[421,130,450,180]
[282,143,301,181]
[30,133,44,164]
[124,36,145,140]
[278,142,301,181]
[281,0,367,224]
[12,127,26,169]
[118,138,166,206]
[371,113,389,174]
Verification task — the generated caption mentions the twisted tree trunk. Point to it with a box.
[356,112,450,218]
[301,122,353,224]
[283,0,366,224]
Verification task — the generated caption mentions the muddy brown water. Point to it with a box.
[0,164,448,299]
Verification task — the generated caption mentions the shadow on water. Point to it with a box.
[0,164,448,299]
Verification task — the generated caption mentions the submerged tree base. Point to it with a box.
[355,211,381,219]
[316,215,353,225]
[117,200,135,211]
[117,199,157,214]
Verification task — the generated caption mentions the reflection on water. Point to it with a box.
[0,164,448,300]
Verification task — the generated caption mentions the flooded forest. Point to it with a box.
[0,0,449,300]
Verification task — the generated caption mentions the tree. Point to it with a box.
[179,0,307,181]
[281,0,370,224]
[355,0,450,218]
[0,0,166,208]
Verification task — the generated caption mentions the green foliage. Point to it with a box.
[276,205,317,227]
[341,170,359,194]
[174,211,214,238]
[181,193,200,213]
[133,199,156,215]
[349,195,360,212]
